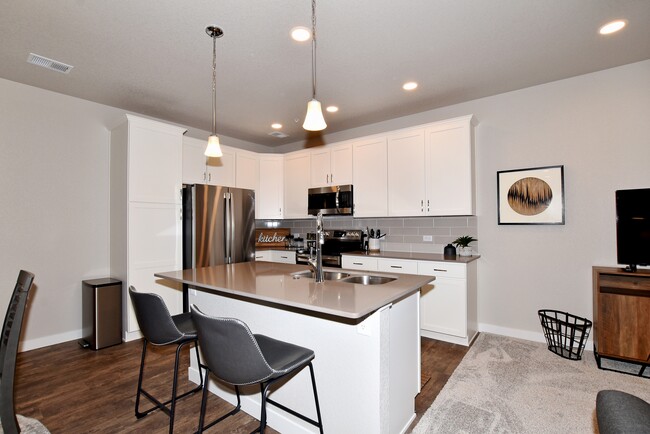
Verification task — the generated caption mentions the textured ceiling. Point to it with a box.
[1,0,649,146]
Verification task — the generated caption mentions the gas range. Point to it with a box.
[296,229,364,268]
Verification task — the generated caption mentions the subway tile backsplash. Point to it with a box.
[255,216,479,255]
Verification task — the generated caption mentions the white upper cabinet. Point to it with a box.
[425,115,476,215]
[128,115,184,204]
[387,128,427,216]
[257,154,284,219]
[235,150,259,191]
[353,136,388,217]
[182,136,235,187]
[284,150,311,218]
[386,115,477,217]
[309,143,353,187]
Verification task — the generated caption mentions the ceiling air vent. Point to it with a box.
[27,53,74,74]
[268,131,289,138]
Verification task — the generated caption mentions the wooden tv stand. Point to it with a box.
[592,266,650,376]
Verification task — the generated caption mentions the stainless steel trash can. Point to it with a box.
[81,278,122,350]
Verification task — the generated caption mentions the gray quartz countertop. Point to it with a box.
[155,262,433,321]
[343,250,480,263]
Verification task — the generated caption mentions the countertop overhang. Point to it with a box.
[155,262,433,320]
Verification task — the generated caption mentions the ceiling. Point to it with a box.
[2,1,649,147]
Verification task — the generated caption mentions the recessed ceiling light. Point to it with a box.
[599,20,627,35]
[326,106,338,113]
[271,123,283,129]
[402,81,418,91]
[291,26,311,42]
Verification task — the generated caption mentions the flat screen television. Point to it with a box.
[616,188,650,271]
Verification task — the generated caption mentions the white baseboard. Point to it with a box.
[20,328,142,352]
[124,329,143,342]
[20,330,83,352]
[478,322,594,352]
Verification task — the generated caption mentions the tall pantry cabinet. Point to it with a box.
[110,114,186,341]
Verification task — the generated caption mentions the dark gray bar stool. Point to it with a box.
[191,305,324,433]
[129,286,204,434]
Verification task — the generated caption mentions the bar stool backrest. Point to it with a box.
[191,306,275,385]
[129,286,184,345]
[0,270,35,433]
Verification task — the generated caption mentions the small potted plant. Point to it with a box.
[453,235,477,256]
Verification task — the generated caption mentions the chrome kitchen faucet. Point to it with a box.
[308,211,325,283]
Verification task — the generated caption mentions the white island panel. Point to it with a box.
[188,282,419,434]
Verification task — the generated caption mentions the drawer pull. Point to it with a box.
[353,262,363,265]
[433,268,447,272]
[280,256,288,259]
[390,265,402,269]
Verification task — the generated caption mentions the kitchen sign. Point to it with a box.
[255,228,290,247]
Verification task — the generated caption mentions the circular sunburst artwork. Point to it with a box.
[507,177,553,216]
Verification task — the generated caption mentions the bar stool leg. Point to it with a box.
[308,362,324,434]
[134,339,149,418]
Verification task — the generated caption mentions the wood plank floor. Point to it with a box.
[14,336,468,433]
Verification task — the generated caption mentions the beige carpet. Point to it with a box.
[413,333,649,433]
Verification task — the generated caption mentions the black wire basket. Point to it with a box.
[538,309,592,360]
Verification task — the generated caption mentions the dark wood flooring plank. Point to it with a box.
[14,335,468,433]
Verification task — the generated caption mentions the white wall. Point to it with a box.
[280,60,650,341]
[3,59,649,350]
[0,79,114,349]
[0,78,271,350]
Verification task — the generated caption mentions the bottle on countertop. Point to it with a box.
[444,243,457,259]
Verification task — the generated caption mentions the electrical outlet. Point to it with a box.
[357,322,371,336]
[423,235,433,242]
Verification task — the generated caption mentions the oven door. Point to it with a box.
[296,250,342,268]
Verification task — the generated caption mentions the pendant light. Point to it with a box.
[302,0,327,131]
[205,25,224,157]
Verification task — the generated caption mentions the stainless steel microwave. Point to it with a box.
[308,185,353,216]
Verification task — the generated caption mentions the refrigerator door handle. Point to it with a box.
[224,191,231,264]
[230,191,236,264]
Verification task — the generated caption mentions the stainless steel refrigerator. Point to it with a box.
[182,184,255,308]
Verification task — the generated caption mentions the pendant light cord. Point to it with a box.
[311,0,317,100]
[212,34,217,135]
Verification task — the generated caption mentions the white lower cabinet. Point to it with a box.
[341,254,478,346]
[254,251,272,262]
[418,260,477,346]
[377,258,418,274]
[342,255,378,271]
[254,250,296,264]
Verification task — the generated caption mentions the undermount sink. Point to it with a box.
[340,275,397,285]
[292,270,351,281]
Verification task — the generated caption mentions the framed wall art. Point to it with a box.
[497,165,565,225]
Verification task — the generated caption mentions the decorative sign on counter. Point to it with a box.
[255,228,290,247]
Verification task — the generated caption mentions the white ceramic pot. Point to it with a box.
[368,238,380,252]
[458,246,472,256]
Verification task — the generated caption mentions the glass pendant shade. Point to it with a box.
[303,99,327,131]
[205,134,223,157]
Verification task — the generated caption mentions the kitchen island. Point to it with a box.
[155,261,433,434]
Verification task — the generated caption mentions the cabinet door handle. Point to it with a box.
[427,199,430,212]
[421,199,424,212]
[390,265,402,269]
[330,173,333,183]
[203,172,206,181]
[208,172,212,182]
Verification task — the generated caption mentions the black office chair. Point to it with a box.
[191,305,324,433]
[0,270,49,434]
[128,286,204,434]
